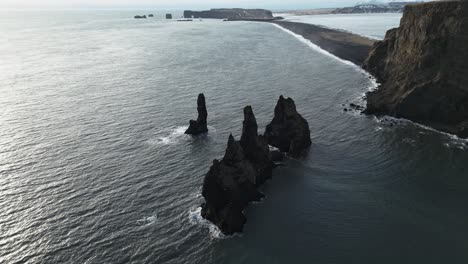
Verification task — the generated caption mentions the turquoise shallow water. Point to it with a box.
[1,10,468,264]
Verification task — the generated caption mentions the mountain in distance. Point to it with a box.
[283,1,424,15]
[332,1,423,14]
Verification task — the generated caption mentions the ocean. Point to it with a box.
[1,10,468,264]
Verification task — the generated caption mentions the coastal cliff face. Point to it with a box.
[363,1,468,138]
[183,8,274,20]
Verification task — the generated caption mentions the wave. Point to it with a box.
[137,214,158,227]
[188,207,225,239]
[268,145,280,152]
[148,126,188,146]
[270,23,379,92]
[269,22,466,147]
[375,116,468,149]
[272,23,356,67]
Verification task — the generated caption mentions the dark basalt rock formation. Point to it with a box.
[134,15,147,19]
[148,14,154,17]
[166,14,172,19]
[183,8,275,20]
[363,1,468,138]
[201,106,274,235]
[265,96,311,157]
[185,94,208,135]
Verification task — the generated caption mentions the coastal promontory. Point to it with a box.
[363,1,468,138]
[183,8,278,21]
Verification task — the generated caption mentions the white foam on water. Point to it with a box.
[148,126,188,146]
[268,145,280,152]
[271,23,377,80]
[137,214,158,227]
[271,23,379,99]
[272,22,467,150]
[272,23,356,68]
[188,207,226,239]
[376,115,468,149]
[207,125,217,133]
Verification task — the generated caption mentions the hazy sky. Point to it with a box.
[0,0,403,9]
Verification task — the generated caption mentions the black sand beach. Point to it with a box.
[272,21,376,65]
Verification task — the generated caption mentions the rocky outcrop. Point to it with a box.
[363,1,468,138]
[240,106,274,184]
[134,15,147,19]
[166,14,172,19]
[185,94,208,135]
[201,106,274,235]
[265,96,311,157]
[183,8,276,20]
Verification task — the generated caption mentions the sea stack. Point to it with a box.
[185,94,208,135]
[166,14,173,19]
[201,106,273,235]
[363,1,468,138]
[265,96,311,157]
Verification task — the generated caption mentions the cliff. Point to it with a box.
[363,1,468,138]
[183,8,275,20]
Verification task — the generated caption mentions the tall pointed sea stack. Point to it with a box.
[185,93,208,135]
[363,1,468,138]
[201,106,273,235]
[265,96,311,157]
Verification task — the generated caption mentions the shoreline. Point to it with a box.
[270,20,376,66]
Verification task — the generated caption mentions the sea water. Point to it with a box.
[1,10,467,264]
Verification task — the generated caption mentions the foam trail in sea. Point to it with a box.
[376,116,468,149]
[137,213,158,227]
[148,126,188,146]
[188,207,226,239]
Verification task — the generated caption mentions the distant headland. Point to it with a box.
[283,1,421,15]
[183,8,283,21]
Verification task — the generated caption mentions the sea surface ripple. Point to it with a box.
[1,10,468,264]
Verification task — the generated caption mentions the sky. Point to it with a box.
[0,0,409,10]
